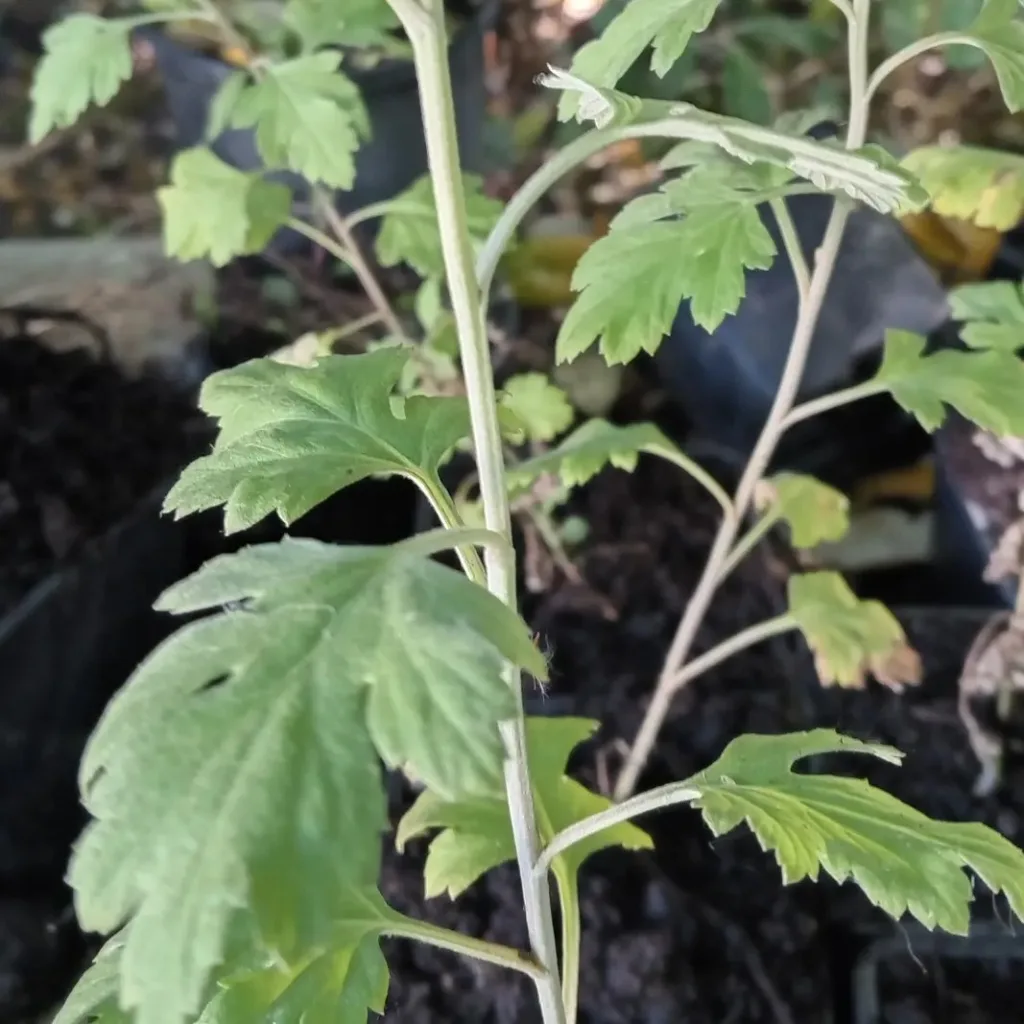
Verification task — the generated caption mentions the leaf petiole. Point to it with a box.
[385,916,546,981]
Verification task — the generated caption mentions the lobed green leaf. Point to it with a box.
[157,148,292,267]
[499,373,575,444]
[962,0,1024,113]
[555,0,723,120]
[948,279,1024,352]
[71,536,540,1024]
[507,419,689,492]
[227,52,369,187]
[28,14,133,143]
[686,729,1024,934]
[374,174,504,278]
[873,329,1024,434]
[397,717,652,898]
[164,348,471,533]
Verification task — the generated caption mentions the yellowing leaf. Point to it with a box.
[949,280,1024,352]
[72,535,540,1024]
[499,374,575,444]
[28,14,133,143]
[788,571,922,689]
[902,145,1024,231]
[758,473,850,548]
[685,729,1024,934]
[157,148,292,267]
[375,174,504,278]
[228,52,369,187]
[164,348,471,533]
[873,329,1024,435]
[397,717,652,899]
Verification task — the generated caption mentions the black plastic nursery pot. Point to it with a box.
[0,320,419,1022]
[140,0,497,255]
[852,923,1024,1024]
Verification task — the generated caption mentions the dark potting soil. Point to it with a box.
[875,950,1024,1024]
[0,324,210,613]
[380,460,1024,1024]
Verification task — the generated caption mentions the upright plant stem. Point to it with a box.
[613,0,875,801]
[389,2,564,1021]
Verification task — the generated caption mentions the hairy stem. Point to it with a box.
[386,919,544,981]
[391,2,564,1021]
[614,0,875,802]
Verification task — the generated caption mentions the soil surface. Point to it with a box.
[380,460,1024,1024]
[0,321,210,614]
[9,448,1024,1024]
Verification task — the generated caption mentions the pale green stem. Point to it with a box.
[667,614,798,690]
[476,119,751,300]
[386,918,544,981]
[782,379,888,430]
[553,866,582,1024]
[715,512,781,586]
[118,11,221,29]
[344,201,398,231]
[417,478,487,583]
[287,217,360,272]
[536,784,702,880]
[314,193,409,342]
[399,526,512,565]
[654,449,736,521]
[770,198,810,304]
[614,0,875,802]
[389,3,564,1022]
[864,32,970,106]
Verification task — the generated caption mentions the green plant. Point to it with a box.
[30,2,1024,1024]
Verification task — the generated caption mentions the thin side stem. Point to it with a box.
[770,198,810,305]
[782,379,887,430]
[287,217,359,272]
[475,118,763,300]
[614,0,876,803]
[386,919,544,981]
[391,3,564,1022]
[864,32,968,106]
[399,526,512,566]
[667,614,797,690]
[536,783,702,879]
[193,0,252,54]
[418,477,488,583]
[715,513,781,587]
[344,201,397,230]
[314,193,408,341]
